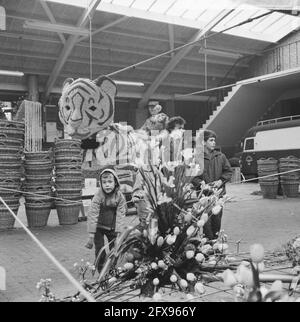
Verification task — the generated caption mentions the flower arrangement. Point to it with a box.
[284,236,300,267]
[82,163,236,301]
[36,279,57,302]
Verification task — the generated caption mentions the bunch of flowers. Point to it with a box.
[87,163,235,300]
[222,244,300,302]
[284,236,300,267]
[36,279,57,302]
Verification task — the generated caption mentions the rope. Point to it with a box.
[0,196,96,302]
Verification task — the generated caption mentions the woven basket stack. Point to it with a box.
[257,158,279,199]
[54,139,83,225]
[0,120,25,230]
[279,156,300,198]
[24,150,54,228]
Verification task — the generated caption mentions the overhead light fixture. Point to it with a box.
[0,70,24,77]
[23,20,90,37]
[114,80,144,87]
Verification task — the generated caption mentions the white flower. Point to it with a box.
[151,262,158,270]
[170,275,177,283]
[212,205,222,215]
[197,220,205,228]
[124,262,134,270]
[166,235,176,245]
[186,250,195,259]
[173,227,180,235]
[194,282,205,295]
[195,253,205,263]
[218,243,229,252]
[153,278,160,286]
[201,213,209,223]
[236,265,254,287]
[179,279,188,289]
[186,225,196,237]
[222,269,238,288]
[201,244,212,254]
[186,273,196,282]
[250,244,264,263]
[157,236,164,247]
[158,260,166,269]
[108,277,117,284]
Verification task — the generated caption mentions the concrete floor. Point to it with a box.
[0,182,299,302]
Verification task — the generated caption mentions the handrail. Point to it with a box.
[257,114,300,126]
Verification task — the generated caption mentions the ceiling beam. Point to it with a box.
[138,9,235,108]
[43,0,103,102]
[0,49,237,79]
[38,0,66,44]
[168,24,175,58]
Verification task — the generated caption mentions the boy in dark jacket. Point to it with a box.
[85,169,127,272]
[192,130,232,239]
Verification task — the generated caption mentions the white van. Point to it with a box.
[241,115,300,178]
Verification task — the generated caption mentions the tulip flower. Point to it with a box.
[186,250,195,259]
[194,282,205,295]
[201,213,209,223]
[197,220,205,228]
[186,225,196,237]
[166,235,176,245]
[158,260,165,269]
[195,253,205,263]
[173,227,180,235]
[157,236,164,247]
[222,269,238,288]
[124,262,134,270]
[236,264,254,287]
[179,279,188,289]
[212,205,222,215]
[153,278,160,286]
[143,230,148,238]
[108,277,117,284]
[151,262,158,270]
[184,213,193,223]
[186,273,196,282]
[170,275,177,283]
[250,244,264,263]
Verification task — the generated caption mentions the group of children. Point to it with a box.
[85,129,232,272]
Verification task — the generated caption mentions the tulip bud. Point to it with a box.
[186,273,196,282]
[184,213,193,222]
[158,260,165,269]
[179,279,188,289]
[166,235,176,245]
[236,264,254,287]
[194,282,205,295]
[173,227,180,235]
[213,243,220,250]
[126,253,135,262]
[222,269,238,288]
[270,280,283,292]
[186,225,196,237]
[153,292,162,301]
[170,274,178,283]
[250,244,264,263]
[201,213,209,223]
[153,278,160,286]
[197,220,205,228]
[157,236,164,247]
[151,262,158,270]
[124,262,134,270]
[195,253,205,263]
[212,205,222,215]
[108,277,117,284]
[186,250,195,259]
[201,244,212,254]
[201,238,208,245]
[143,230,148,238]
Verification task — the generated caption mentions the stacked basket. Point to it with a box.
[0,120,25,230]
[54,139,83,225]
[279,156,300,198]
[24,150,54,228]
[257,158,279,199]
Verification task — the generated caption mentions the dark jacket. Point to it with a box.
[87,169,127,233]
[192,150,232,189]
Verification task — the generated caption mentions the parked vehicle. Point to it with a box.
[241,115,300,178]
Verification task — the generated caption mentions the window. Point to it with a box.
[244,138,254,151]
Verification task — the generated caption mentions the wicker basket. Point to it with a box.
[0,162,23,172]
[24,164,53,176]
[260,181,278,199]
[24,151,53,161]
[0,205,19,230]
[0,127,24,140]
[0,120,25,130]
[55,171,83,179]
[55,178,83,189]
[55,163,82,171]
[55,155,82,164]
[25,174,52,185]
[0,154,22,163]
[55,201,81,225]
[54,148,82,157]
[0,136,23,148]
[54,139,81,150]
[281,181,299,198]
[25,202,52,228]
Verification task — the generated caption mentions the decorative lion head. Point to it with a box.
[58,76,117,139]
